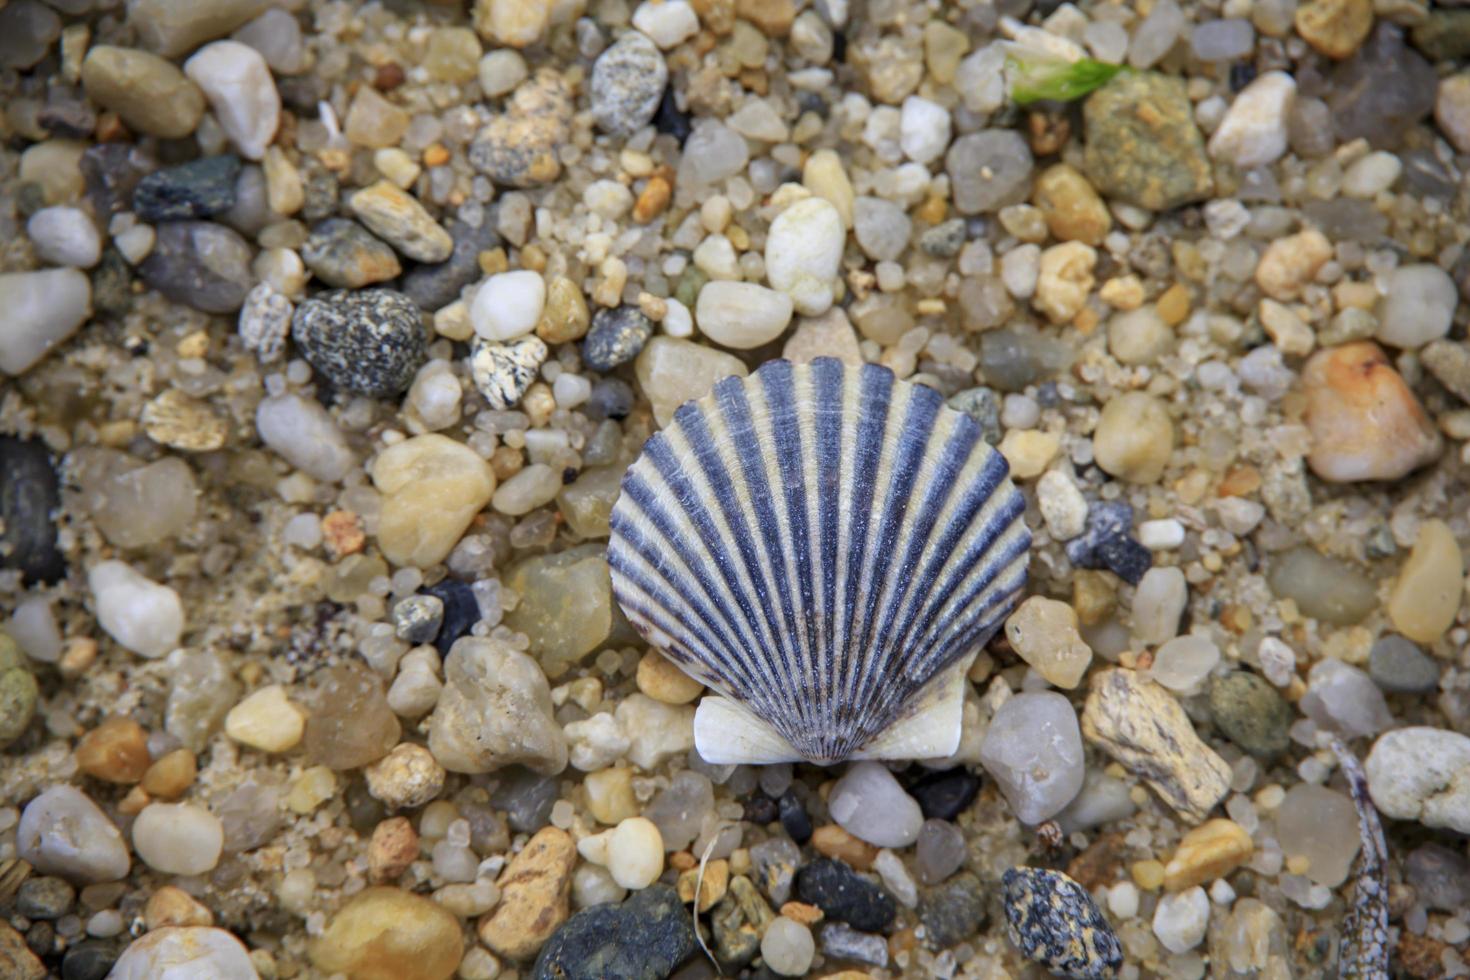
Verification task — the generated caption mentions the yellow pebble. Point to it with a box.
[1163,818,1254,891]
[1387,519,1464,644]
[1131,859,1166,891]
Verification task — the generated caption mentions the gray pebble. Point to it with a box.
[17,875,75,920]
[1001,867,1122,980]
[302,218,402,290]
[920,218,968,258]
[820,922,888,967]
[402,218,500,311]
[918,871,988,950]
[291,289,427,396]
[590,31,668,136]
[80,143,157,218]
[1209,671,1291,758]
[1405,843,1470,911]
[582,306,653,372]
[393,594,445,645]
[946,387,1002,445]
[139,220,254,313]
[1368,633,1441,694]
[132,155,241,221]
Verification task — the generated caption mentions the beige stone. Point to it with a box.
[225,684,305,753]
[1093,392,1175,484]
[479,827,576,960]
[1033,241,1096,324]
[349,181,453,264]
[81,46,204,138]
[309,887,463,980]
[1295,0,1373,59]
[475,0,551,46]
[536,276,591,344]
[371,434,496,568]
[1255,229,1332,301]
[1005,596,1093,690]
[1163,818,1254,891]
[584,766,639,824]
[998,429,1060,480]
[1302,342,1442,483]
[1388,519,1464,644]
[635,337,749,427]
[144,886,215,930]
[636,650,705,704]
[1033,164,1111,246]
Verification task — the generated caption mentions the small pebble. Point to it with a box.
[761,917,816,977]
[979,691,1086,824]
[183,40,280,160]
[765,197,845,316]
[1378,264,1456,350]
[132,155,241,221]
[590,30,668,135]
[292,289,427,397]
[0,268,92,376]
[1366,726,1470,834]
[131,802,224,876]
[583,306,654,372]
[349,180,454,263]
[1001,867,1123,980]
[1152,886,1209,953]
[110,928,256,980]
[26,206,102,268]
[88,561,184,659]
[827,761,924,847]
[225,685,305,753]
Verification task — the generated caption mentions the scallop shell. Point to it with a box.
[608,357,1032,765]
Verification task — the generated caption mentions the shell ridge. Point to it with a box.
[861,413,983,696]
[899,524,1031,672]
[810,359,845,727]
[843,382,945,753]
[632,432,792,710]
[713,370,818,744]
[678,400,810,742]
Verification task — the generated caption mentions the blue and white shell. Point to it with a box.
[608,357,1032,765]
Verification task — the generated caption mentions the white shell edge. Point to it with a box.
[693,651,977,766]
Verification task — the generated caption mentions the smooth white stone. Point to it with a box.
[184,40,281,160]
[472,270,546,341]
[764,197,845,316]
[254,393,357,483]
[827,761,924,847]
[27,206,102,268]
[0,268,92,375]
[89,560,185,659]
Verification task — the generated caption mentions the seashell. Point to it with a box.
[608,357,1032,765]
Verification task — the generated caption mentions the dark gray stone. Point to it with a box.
[794,859,896,933]
[1065,501,1151,585]
[0,437,64,583]
[582,307,654,373]
[585,377,635,419]
[920,219,968,258]
[62,939,119,980]
[1328,24,1436,149]
[918,872,987,950]
[133,155,241,221]
[1405,844,1470,912]
[16,876,74,920]
[1369,634,1442,694]
[909,768,982,821]
[291,289,426,397]
[1002,867,1122,980]
[402,219,500,311]
[711,875,772,970]
[491,768,559,832]
[139,221,254,313]
[533,884,695,980]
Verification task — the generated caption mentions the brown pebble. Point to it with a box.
[423,143,450,167]
[58,638,98,679]
[1028,108,1071,156]
[490,445,524,481]
[140,749,197,800]
[0,919,45,980]
[1155,283,1191,326]
[1066,832,1124,890]
[633,176,672,224]
[118,785,152,816]
[669,851,698,872]
[368,816,419,883]
[321,510,366,558]
[144,885,215,930]
[780,901,825,925]
[1397,932,1449,980]
[75,716,151,784]
[1216,464,1261,497]
[374,63,406,90]
[810,824,878,870]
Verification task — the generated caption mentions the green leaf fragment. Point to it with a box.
[1008,53,1125,105]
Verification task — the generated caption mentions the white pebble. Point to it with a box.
[131,803,224,876]
[872,849,919,908]
[1153,886,1210,953]
[472,270,546,341]
[1037,469,1088,541]
[109,927,256,980]
[899,95,952,164]
[765,197,845,316]
[1342,151,1402,199]
[478,49,527,97]
[1257,636,1296,687]
[0,268,93,376]
[1132,566,1187,645]
[114,224,157,265]
[183,41,280,160]
[27,206,102,268]
[578,817,664,890]
[1108,881,1140,919]
[553,372,592,409]
[1207,70,1295,168]
[7,596,63,663]
[978,691,1085,824]
[89,561,184,659]
[492,463,561,516]
[827,761,924,847]
[695,281,794,349]
[17,785,131,884]
[662,297,694,338]
[1138,518,1185,550]
[1149,635,1220,692]
[1377,263,1455,350]
[255,393,357,483]
[632,0,700,49]
[1214,497,1264,535]
[761,917,816,977]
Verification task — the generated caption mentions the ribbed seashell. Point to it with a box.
[608,357,1032,765]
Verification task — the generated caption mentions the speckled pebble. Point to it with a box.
[1001,867,1122,980]
[469,334,549,409]
[582,306,654,372]
[291,289,427,397]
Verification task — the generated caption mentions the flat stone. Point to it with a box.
[980,691,1086,824]
[947,130,1033,215]
[794,859,895,933]
[349,180,453,264]
[133,155,240,221]
[0,437,64,583]
[17,785,131,884]
[1369,634,1441,694]
[1083,71,1213,211]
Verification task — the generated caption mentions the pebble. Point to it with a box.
[1081,669,1232,823]
[1295,0,1373,59]
[1366,727,1470,833]
[1152,886,1209,953]
[309,887,462,980]
[110,927,257,980]
[141,389,230,453]
[470,335,550,411]
[26,206,101,268]
[899,95,952,164]
[404,219,500,311]
[696,281,794,348]
[679,120,751,188]
[505,546,617,678]
[1434,74,1470,154]
[1254,228,1332,301]
[1065,501,1152,585]
[580,816,665,890]
[349,181,453,263]
[821,922,888,966]
[765,197,845,316]
[0,637,38,749]
[828,762,924,847]
[1133,566,1187,645]
[75,716,150,783]
[292,288,427,397]
[761,917,816,976]
[132,802,224,876]
[635,337,748,427]
[183,41,279,160]
[633,0,700,48]
[918,872,988,950]
[1275,784,1361,887]
[1328,23,1436,147]
[233,7,306,74]
[392,595,444,644]
[750,838,802,906]
[17,786,130,884]
[1405,843,1470,911]
[140,220,254,314]
[1377,264,1456,350]
[80,45,205,138]
[302,663,401,770]
[794,859,895,933]
[428,636,567,773]
[1423,339,1470,404]
[1036,470,1088,541]
[1163,818,1253,891]
[1266,546,1376,625]
[914,819,966,884]
[1368,634,1441,693]
[493,464,562,516]
[254,393,356,483]
[1001,867,1122,980]
[590,31,668,136]
[947,130,1033,214]
[1092,392,1174,484]
[980,691,1086,824]
[1300,659,1393,738]
[479,827,577,959]
[89,560,184,658]
[17,876,75,920]
[374,425,488,557]
[1033,164,1111,246]
[303,218,402,288]
[1207,71,1295,168]
[583,306,655,371]
[641,770,711,850]
[0,439,63,583]
[1301,341,1442,482]
[1005,596,1093,689]
[614,693,696,770]
[473,270,546,341]
[133,156,240,222]
[1208,671,1290,757]
[1083,71,1212,211]
[364,743,444,810]
[1387,519,1464,644]
[0,268,91,376]
[225,684,304,753]
[635,649,704,704]
[908,768,981,821]
[534,885,696,979]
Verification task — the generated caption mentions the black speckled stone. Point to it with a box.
[132,155,241,221]
[0,437,64,584]
[402,218,500,311]
[909,768,981,821]
[918,872,987,950]
[61,940,118,980]
[742,793,778,825]
[291,288,427,397]
[1001,867,1122,980]
[795,859,896,933]
[421,578,481,656]
[533,885,695,980]
[777,789,812,844]
[582,307,654,372]
[586,377,636,419]
[1208,671,1291,758]
[1066,501,1152,585]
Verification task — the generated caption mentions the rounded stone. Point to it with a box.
[309,887,463,980]
[590,31,668,136]
[17,785,131,884]
[1093,391,1175,484]
[109,927,256,980]
[132,802,225,876]
[979,692,1086,824]
[582,307,654,372]
[761,917,815,977]
[291,289,428,397]
[1208,671,1291,757]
